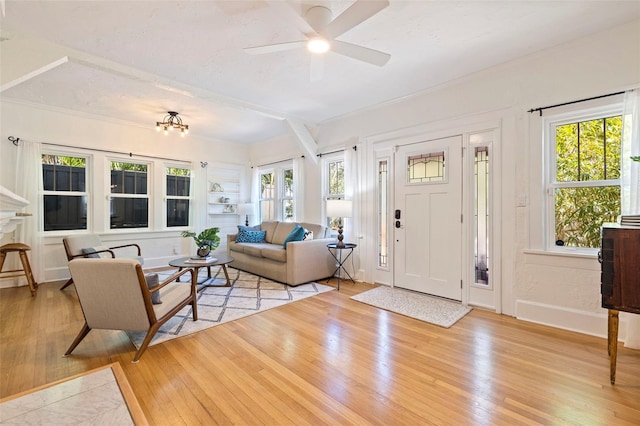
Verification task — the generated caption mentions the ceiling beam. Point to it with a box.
[285,118,318,165]
[1,56,69,93]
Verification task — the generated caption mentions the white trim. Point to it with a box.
[515,299,631,341]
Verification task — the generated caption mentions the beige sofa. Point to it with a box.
[227,221,336,286]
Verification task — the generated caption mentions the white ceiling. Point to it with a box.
[1,1,639,144]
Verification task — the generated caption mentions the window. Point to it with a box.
[259,171,275,221]
[282,168,294,222]
[547,111,622,249]
[407,152,445,183]
[377,159,389,269]
[166,167,191,227]
[325,157,345,230]
[258,165,295,222]
[42,154,88,231]
[110,161,149,229]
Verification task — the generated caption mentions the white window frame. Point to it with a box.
[544,103,623,253]
[281,167,295,222]
[41,150,91,234]
[107,158,152,231]
[256,162,296,222]
[322,153,345,232]
[164,164,192,229]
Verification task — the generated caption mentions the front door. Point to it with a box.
[393,135,463,300]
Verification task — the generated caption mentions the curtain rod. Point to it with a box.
[8,136,190,164]
[528,91,626,116]
[317,145,357,158]
[253,155,305,169]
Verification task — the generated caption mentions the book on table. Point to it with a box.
[185,256,217,264]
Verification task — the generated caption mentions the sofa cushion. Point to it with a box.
[260,221,279,243]
[272,222,298,245]
[236,228,266,243]
[283,224,306,248]
[261,245,287,262]
[243,244,264,257]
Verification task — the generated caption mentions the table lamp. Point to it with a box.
[326,199,352,248]
[237,203,255,226]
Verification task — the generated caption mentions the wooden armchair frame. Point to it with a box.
[64,258,198,363]
[61,235,142,290]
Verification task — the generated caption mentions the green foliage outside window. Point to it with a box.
[554,116,621,248]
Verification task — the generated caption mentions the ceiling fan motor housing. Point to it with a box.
[305,6,333,33]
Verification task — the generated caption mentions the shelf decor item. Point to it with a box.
[181,227,220,257]
[210,182,224,192]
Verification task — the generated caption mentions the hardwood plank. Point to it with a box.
[1,279,639,424]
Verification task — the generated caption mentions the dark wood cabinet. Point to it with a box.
[600,224,640,384]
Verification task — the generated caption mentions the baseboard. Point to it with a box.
[515,299,633,342]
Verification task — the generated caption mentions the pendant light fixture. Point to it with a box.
[156,111,189,137]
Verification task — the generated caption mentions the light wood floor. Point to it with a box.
[1,278,639,425]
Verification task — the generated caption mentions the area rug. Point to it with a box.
[128,267,334,348]
[351,286,472,328]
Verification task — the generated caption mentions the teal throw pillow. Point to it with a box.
[283,224,306,248]
[236,228,266,243]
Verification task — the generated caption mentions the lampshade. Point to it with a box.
[326,199,352,218]
[237,203,255,216]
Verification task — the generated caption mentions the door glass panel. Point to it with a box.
[378,160,388,269]
[474,147,489,285]
[407,151,445,183]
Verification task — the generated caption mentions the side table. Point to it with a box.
[327,243,357,290]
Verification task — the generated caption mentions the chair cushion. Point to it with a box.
[236,228,267,243]
[144,273,162,304]
[283,224,306,248]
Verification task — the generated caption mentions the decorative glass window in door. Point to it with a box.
[407,151,445,183]
[474,147,489,285]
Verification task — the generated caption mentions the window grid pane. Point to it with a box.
[378,160,388,269]
[474,147,489,285]
[407,152,445,183]
[553,114,622,248]
[42,155,88,231]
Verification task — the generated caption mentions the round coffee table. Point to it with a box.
[169,253,234,290]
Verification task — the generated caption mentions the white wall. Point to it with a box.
[0,100,251,284]
[249,19,640,338]
[2,19,639,339]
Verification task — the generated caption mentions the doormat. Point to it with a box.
[351,286,471,328]
[128,267,334,348]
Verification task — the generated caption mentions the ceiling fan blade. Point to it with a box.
[324,0,389,39]
[243,40,306,55]
[331,40,390,66]
[310,55,324,82]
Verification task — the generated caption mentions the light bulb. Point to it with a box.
[307,37,330,54]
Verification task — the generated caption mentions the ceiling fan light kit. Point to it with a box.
[244,0,391,80]
[307,37,330,54]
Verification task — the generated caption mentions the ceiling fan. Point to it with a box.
[244,0,391,81]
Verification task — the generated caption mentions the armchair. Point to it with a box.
[60,234,143,290]
[64,258,198,363]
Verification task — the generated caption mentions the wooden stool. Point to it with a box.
[0,243,38,296]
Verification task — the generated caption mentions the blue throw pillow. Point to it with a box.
[283,224,306,248]
[238,224,261,232]
[236,228,266,243]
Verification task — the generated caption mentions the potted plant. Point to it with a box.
[181,227,220,257]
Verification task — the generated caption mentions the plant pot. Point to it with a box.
[197,246,211,257]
